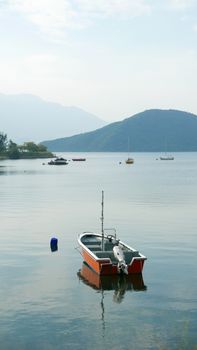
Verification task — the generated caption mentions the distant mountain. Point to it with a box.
[0,93,106,143]
[42,109,197,152]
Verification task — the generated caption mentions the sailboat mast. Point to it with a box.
[101,190,104,250]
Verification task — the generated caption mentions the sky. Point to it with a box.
[0,0,197,122]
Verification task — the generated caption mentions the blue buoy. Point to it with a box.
[50,237,58,252]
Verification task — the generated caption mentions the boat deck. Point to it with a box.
[81,235,140,264]
[95,251,139,264]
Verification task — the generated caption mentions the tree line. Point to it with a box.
[0,132,53,159]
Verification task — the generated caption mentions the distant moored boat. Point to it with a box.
[48,157,68,165]
[125,157,134,164]
[72,158,86,161]
[125,137,134,164]
[160,155,174,160]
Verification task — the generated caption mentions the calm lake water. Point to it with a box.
[0,153,196,350]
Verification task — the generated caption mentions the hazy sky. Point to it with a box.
[0,0,197,122]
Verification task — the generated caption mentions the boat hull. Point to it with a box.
[125,158,134,164]
[160,157,174,160]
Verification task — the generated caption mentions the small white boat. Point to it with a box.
[77,192,147,275]
[160,155,174,160]
[48,157,68,165]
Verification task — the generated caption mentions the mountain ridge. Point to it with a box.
[42,109,197,152]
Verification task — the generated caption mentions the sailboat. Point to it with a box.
[125,138,134,164]
[77,191,147,275]
[160,139,174,160]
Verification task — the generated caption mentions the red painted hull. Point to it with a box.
[81,247,146,276]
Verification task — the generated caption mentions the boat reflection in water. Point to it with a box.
[77,262,147,303]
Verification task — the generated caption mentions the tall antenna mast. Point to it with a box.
[101,190,104,250]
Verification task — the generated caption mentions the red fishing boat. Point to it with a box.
[78,191,147,275]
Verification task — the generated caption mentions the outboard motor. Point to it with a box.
[113,245,128,274]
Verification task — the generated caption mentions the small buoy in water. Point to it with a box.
[50,237,58,252]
